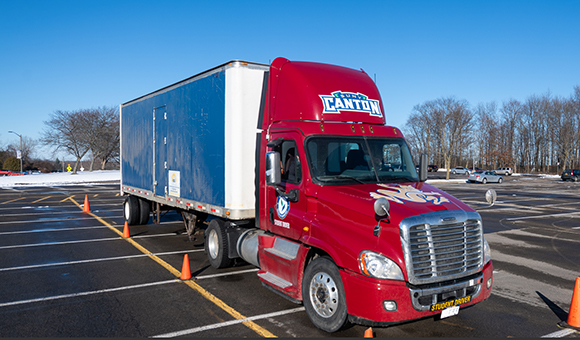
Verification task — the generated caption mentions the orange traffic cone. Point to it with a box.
[364,327,373,338]
[122,221,130,238]
[83,194,90,213]
[180,254,191,280]
[567,277,580,327]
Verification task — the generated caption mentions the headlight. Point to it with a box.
[483,237,491,264]
[358,251,404,280]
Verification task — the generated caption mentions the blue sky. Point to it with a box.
[1,0,579,159]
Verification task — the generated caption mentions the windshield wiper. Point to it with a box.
[320,175,366,184]
[382,175,417,183]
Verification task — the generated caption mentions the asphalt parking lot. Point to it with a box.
[0,175,579,337]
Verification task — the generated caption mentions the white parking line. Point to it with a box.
[506,212,580,221]
[0,249,204,272]
[152,307,305,338]
[541,328,575,338]
[0,220,184,235]
[0,233,179,250]
[0,267,262,308]
[0,279,179,308]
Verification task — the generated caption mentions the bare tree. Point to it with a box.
[86,106,119,171]
[6,136,37,166]
[405,97,474,179]
[42,110,92,174]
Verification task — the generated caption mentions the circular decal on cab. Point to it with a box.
[276,196,290,219]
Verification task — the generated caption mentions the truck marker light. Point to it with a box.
[369,126,374,133]
[361,126,365,133]
[303,226,309,232]
[351,125,355,133]
[320,124,324,132]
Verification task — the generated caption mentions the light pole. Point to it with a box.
[8,131,22,174]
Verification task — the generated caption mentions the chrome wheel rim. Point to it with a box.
[124,201,130,220]
[309,272,339,318]
[207,229,218,259]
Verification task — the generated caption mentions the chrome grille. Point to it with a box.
[400,211,484,285]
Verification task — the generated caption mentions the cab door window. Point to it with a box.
[280,140,302,184]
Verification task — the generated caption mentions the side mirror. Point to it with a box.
[374,197,390,217]
[418,153,428,182]
[266,151,281,186]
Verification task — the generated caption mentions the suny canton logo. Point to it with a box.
[370,184,450,205]
[276,196,290,220]
[319,91,383,117]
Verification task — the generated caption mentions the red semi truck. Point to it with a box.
[120,57,493,332]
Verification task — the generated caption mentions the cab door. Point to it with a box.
[265,134,307,241]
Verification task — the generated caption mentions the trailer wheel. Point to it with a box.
[205,219,233,268]
[302,257,348,332]
[138,198,150,225]
[124,196,140,225]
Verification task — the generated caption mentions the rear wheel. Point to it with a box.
[205,219,233,268]
[124,196,140,225]
[302,257,348,333]
[574,176,578,182]
[138,198,150,225]
[482,178,487,184]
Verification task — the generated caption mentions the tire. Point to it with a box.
[482,178,487,184]
[124,196,140,226]
[574,176,578,182]
[498,178,503,184]
[138,198,150,225]
[452,171,457,175]
[205,219,233,269]
[302,257,348,333]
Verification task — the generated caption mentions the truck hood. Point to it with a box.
[317,182,472,225]
[311,182,474,274]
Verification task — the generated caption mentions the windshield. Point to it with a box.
[306,136,419,185]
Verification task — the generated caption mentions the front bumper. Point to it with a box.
[340,261,493,325]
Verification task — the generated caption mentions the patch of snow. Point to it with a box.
[0,170,120,188]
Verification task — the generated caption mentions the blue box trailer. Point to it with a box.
[120,61,269,226]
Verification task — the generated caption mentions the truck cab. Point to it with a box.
[251,58,493,331]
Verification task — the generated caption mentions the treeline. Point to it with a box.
[404,86,580,177]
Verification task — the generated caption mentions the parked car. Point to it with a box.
[561,169,580,182]
[468,170,503,184]
[451,166,470,175]
[494,167,513,176]
[428,164,438,172]
[0,170,12,176]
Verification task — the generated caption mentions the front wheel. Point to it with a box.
[302,257,348,333]
[482,178,487,184]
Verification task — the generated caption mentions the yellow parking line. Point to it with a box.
[68,197,276,338]
[32,196,52,204]
[0,197,26,205]
[60,195,75,203]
